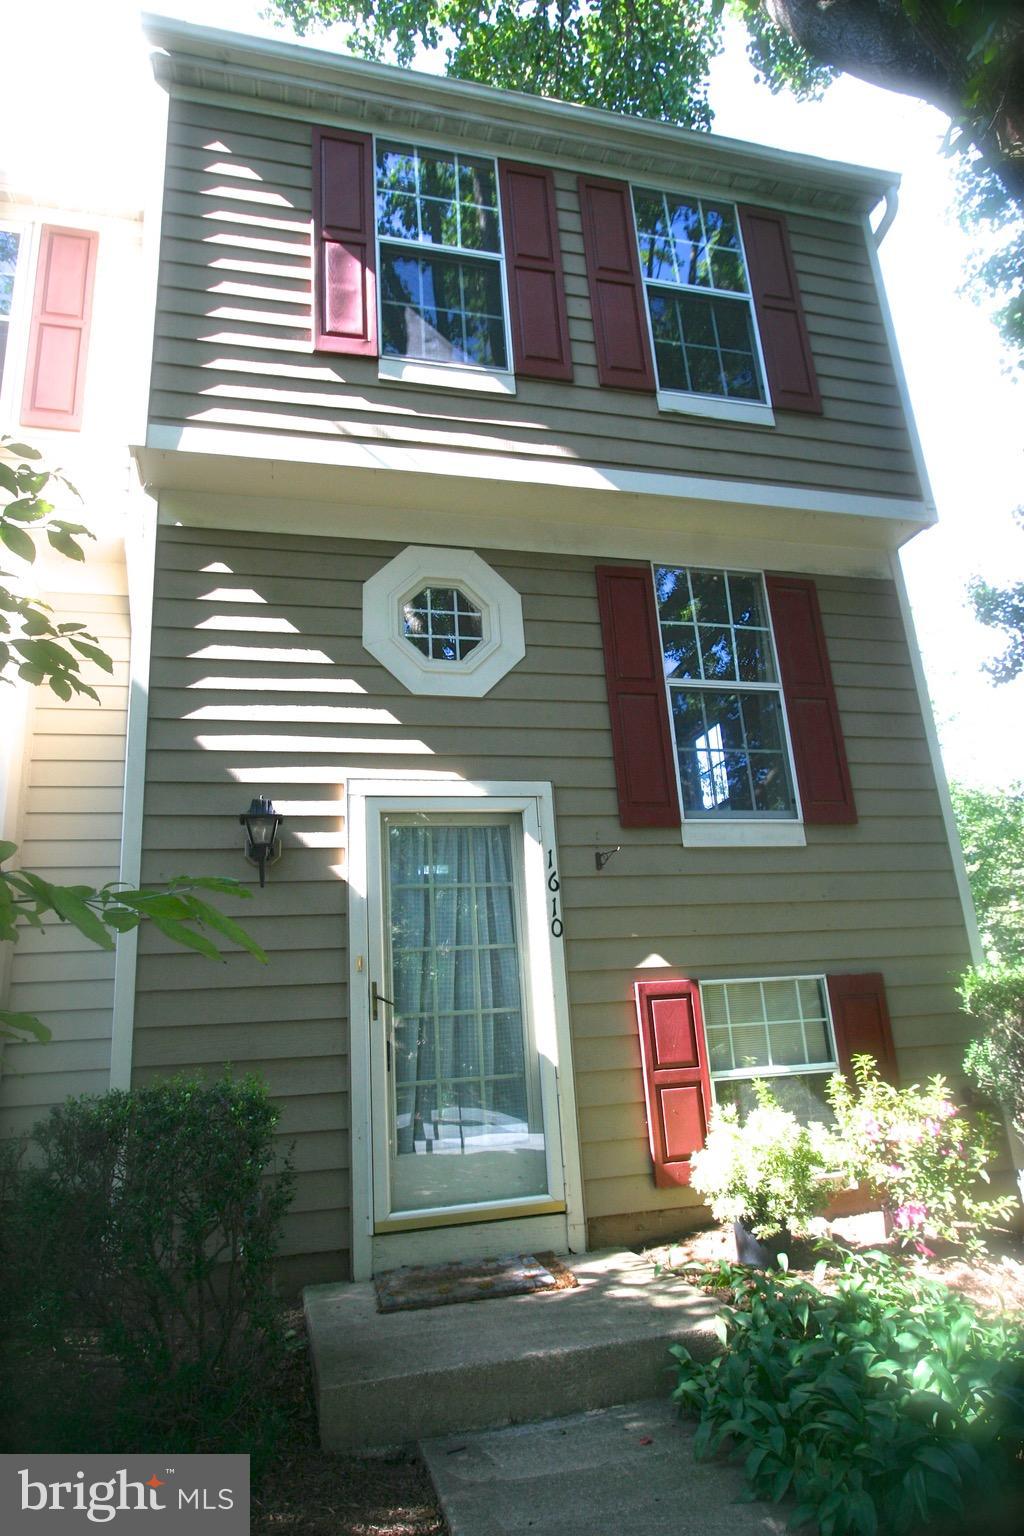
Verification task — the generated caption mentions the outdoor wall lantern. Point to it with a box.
[239,796,284,887]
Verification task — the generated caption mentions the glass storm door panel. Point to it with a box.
[384,816,549,1214]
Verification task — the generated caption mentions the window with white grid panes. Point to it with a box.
[631,188,765,403]
[701,976,838,1124]
[655,565,798,819]
[375,140,510,371]
[0,227,24,398]
[402,585,483,662]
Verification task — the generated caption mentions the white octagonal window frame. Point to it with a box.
[362,545,525,697]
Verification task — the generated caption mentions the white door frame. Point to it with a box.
[347,778,586,1280]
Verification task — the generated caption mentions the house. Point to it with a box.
[0,125,152,1135]
[3,12,983,1289]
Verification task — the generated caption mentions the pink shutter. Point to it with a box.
[596,565,679,828]
[21,226,98,431]
[827,973,898,1085]
[738,206,822,415]
[577,176,656,392]
[634,979,712,1188]
[766,573,856,826]
[313,127,377,356]
[498,161,572,381]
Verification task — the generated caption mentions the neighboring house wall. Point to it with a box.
[133,521,972,1276]
[150,98,922,503]
[0,587,131,1137]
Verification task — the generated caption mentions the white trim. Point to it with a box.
[699,972,840,1097]
[377,357,516,395]
[889,552,983,965]
[361,545,525,697]
[139,425,936,528]
[346,777,585,1280]
[860,214,936,514]
[109,490,158,1090]
[681,820,806,848]
[657,391,775,427]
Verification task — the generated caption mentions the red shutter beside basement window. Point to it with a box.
[498,161,573,381]
[313,127,377,356]
[738,205,822,415]
[577,176,656,392]
[634,979,712,1187]
[21,226,98,431]
[595,565,679,828]
[827,973,898,1084]
[765,573,856,826]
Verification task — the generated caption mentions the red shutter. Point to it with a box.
[766,574,856,825]
[634,979,712,1188]
[577,176,655,392]
[827,973,898,1084]
[596,565,679,828]
[21,226,98,431]
[738,206,822,415]
[313,127,377,356]
[498,162,572,382]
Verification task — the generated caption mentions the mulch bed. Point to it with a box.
[648,1211,1024,1312]
[251,1309,445,1536]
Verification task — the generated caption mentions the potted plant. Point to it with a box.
[689,1081,836,1266]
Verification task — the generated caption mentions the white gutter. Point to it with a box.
[873,184,900,246]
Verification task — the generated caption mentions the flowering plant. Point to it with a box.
[689,1081,836,1239]
[827,1054,1014,1254]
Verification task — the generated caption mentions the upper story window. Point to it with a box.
[632,189,766,407]
[375,141,510,372]
[0,227,25,402]
[403,585,483,662]
[655,565,798,820]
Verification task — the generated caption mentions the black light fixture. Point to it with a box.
[239,796,284,887]
[595,845,621,872]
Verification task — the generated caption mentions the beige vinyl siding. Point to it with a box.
[150,100,922,502]
[137,525,973,1275]
[0,594,130,1138]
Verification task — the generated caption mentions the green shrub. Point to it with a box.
[827,1055,1013,1255]
[3,1074,295,1458]
[689,1079,836,1239]
[672,1250,1024,1536]
[962,961,1024,1139]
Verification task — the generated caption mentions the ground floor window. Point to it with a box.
[700,975,838,1122]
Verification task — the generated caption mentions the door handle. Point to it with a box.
[371,979,394,1022]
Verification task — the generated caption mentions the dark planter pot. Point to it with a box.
[733,1220,793,1269]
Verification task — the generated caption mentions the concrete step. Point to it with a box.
[420,1398,788,1536]
[304,1249,721,1452]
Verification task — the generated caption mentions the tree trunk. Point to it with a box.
[763,0,1024,203]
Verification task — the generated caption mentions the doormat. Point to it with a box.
[373,1251,578,1312]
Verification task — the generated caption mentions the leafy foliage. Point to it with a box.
[962,961,1024,1139]
[2,1075,295,1461]
[689,1080,836,1238]
[672,1248,1024,1536]
[967,510,1024,684]
[0,436,112,702]
[827,1055,1012,1255]
[950,779,1024,963]
[0,439,267,1046]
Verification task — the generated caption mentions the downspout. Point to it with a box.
[873,183,899,247]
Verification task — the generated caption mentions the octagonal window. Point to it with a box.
[402,586,483,661]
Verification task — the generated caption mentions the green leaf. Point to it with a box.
[46,885,116,949]
[3,441,42,459]
[0,1009,51,1042]
[46,528,85,562]
[0,462,21,494]
[147,914,224,962]
[1,523,36,563]
[179,895,267,962]
[69,638,114,671]
[0,840,16,863]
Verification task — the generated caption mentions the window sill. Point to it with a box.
[681,820,806,848]
[378,356,517,395]
[656,390,775,427]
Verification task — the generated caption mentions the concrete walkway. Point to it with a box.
[305,1250,721,1451]
[420,1398,788,1536]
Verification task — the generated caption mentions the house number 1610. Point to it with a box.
[547,850,563,938]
